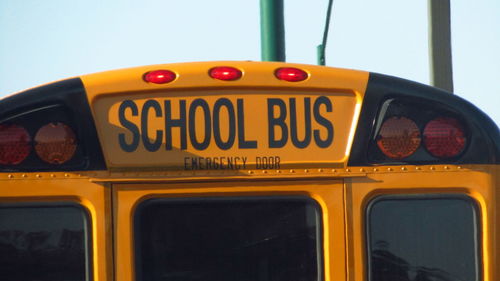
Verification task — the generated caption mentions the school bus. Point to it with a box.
[0,61,498,281]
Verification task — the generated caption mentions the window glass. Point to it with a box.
[0,204,89,281]
[135,197,321,281]
[367,195,479,281]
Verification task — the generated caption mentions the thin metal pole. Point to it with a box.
[428,0,454,92]
[260,0,286,62]
[317,0,334,65]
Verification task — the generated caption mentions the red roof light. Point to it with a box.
[209,66,242,81]
[143,70,176,84]
[275,67,309,82]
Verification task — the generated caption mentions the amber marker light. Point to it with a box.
[0,124,31,165]
[143,70,177,84]
[423,117,466,158]
[377,117,421,159]
[209,66,242,81]
[275,67,309,82]
[35,123,77,164]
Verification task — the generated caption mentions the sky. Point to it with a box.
[0,0,499,126]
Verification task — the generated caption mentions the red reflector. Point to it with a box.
[377,117,421,159]
[35,123,77,164]
[0,125,31,165]
[423,117,466,158]
[275,67,308,82]
[143,70,176,84]
[209,66,242,81]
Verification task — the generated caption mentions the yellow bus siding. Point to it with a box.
[0,62,497,281]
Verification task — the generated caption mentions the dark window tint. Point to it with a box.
[135,197,321,281]
[0,204,89,281]
[367,195,479,281]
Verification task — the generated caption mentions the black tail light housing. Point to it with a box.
[0,78,106,172]
[349,73,499,166]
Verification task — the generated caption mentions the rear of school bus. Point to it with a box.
[0,61,498,281]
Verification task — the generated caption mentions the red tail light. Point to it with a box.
[209,66,242,81]
[0,125,31,165]
[423,117,466,158]
[275,67,309,82]
[377,117,421,159]
[35,123,77,164]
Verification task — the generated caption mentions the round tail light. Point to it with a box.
[0,124,31,165]
[377,117,421,159]
[423,117,466,158]
[35,123,77,164]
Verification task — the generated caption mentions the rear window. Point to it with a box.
[367,195,480,281]
[134,196,322,281]
[0,204,90,281]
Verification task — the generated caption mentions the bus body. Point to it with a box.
[0,61,498,281]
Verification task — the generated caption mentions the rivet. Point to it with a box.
[248,171,253,174]
[64,173,69,177]
[36,174,41,178]
[277,170,281,174]
[50,174,56,178]
[345,168,351,172]
[430,166,435,170]
[318,168,323,172]
[332,169,336,173]
[304,169,309,173]
[387,168,393,171]
[457,166,462,169]
[444,166,449,170]
[359,168,365,172]
[415,166,421,170]
[8,174,13,179]
[262,170,268,174]
[373,168,379,172]
[401,167,407,171]
[290,169,295,173]
[22,174,27,178]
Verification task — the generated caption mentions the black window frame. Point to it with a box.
[365,194,482,281]
[133,195,324,281]
[0,201,93,281]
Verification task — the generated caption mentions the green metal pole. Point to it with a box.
[260,0,286,62]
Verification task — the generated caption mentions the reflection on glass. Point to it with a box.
[368,196,479,281]
[0,205,88,281]
[135,197,321,281]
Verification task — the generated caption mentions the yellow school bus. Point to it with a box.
[0,61,498,281]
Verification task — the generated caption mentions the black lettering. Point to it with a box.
[191,157,198,169]
[267,98,288,148]
[184,157,190,170]
[213,157,219,169]
[189,99,211,150]
[313,96,334,148]
[242,157,247,169]
[165,100,187,150]
[289,97,311,148]
[118,100,140,152]
[227,157,234,169]
[206,157,212,169]
[141,100,163,152]
[213,98,236,150]
[237,99,257,148]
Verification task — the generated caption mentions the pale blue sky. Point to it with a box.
[0,0,498,126]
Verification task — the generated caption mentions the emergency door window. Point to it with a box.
[0,204,90,281]
[135,197,322,281]
[367,195,480,281]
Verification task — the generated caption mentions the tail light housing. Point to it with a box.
[0,125,31,165]
[369,98,469,163]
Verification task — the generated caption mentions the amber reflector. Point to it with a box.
[423,117,466,158]
[143,70,176,84]
[35,123,77,164]
[209,66,242,81]
[275,67,308,82]
[377,117,421,159]
[0,124,31,165]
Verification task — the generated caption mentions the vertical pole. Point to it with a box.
[260,0,286,62]
[428,0,454,92]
